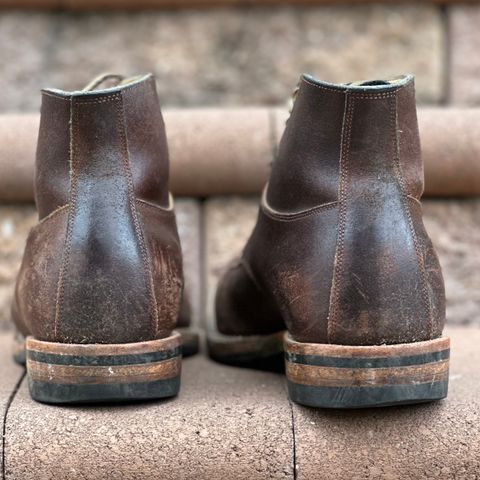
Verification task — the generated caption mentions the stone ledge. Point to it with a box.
[0,6,444,112]
[1,327,479,479]
[449,5,480,105]
[1,334,293,480]
[0,334,24,476]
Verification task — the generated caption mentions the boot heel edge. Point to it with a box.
[284,334,450,409]
[26,332,182,404]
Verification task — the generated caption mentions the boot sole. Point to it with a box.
[14,327,199,366]
[207,329,285,372]
[25,332,182,404]
[285,334,450,408]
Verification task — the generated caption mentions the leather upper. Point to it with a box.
[216,74,446,346]
[12,74,184,344]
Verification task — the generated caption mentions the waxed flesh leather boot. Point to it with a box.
[12,73,198,404]
[209,74,449,408]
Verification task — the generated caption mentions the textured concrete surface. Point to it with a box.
[449,5,480,105]
[3,351,294,480]
[204,197,480,326]
[1,328,479,479]
[292,326,480,479]
[0,334,24,477]
[0,5,444,112]
[0,199,202,331]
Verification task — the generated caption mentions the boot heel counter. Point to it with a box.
[136,200,184,339]
[328,91,439,346]
[408,198,446,337]
[17,75,180,347]
[54,93,158,344]
[328,201,438,345]
[14,206,70,342]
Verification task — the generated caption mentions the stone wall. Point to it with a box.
[0,4,478,111]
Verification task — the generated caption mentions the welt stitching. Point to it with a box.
[301,77,346,94]
[260,201,339,222]
[43,93,123,103]
[117,97,160,338]
[75,94,121,105]
[347,92,397,99]
[54,99,78,340]
[327,94,354,342]
[390,97,433,335]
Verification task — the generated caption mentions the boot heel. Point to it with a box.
[26,332,182,404]
[285,334,450,409]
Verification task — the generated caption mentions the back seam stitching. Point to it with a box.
[117,96,160,338]
[327,94,354,342]
[53,98,77,340]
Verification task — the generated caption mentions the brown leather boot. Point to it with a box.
[11,73,197,404]
[209,74,450,408]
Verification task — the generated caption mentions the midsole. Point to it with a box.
[25,333,183,403]
[26,333,182,386]
[284,334,450,407]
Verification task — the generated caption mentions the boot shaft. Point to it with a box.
[267,75,424,211]
[211,75,449,409]
[35,74,170,219]
[242,74,445,345]
[14,74,183,344]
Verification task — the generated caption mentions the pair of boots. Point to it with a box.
[12,73,449,409]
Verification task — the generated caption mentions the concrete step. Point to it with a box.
[1,333,293,480]
[1,197,479,478]
[1,326,479,479]
[291,326,480,479]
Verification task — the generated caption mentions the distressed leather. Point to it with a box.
[216,74,446,346]
[12,74,185,344]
